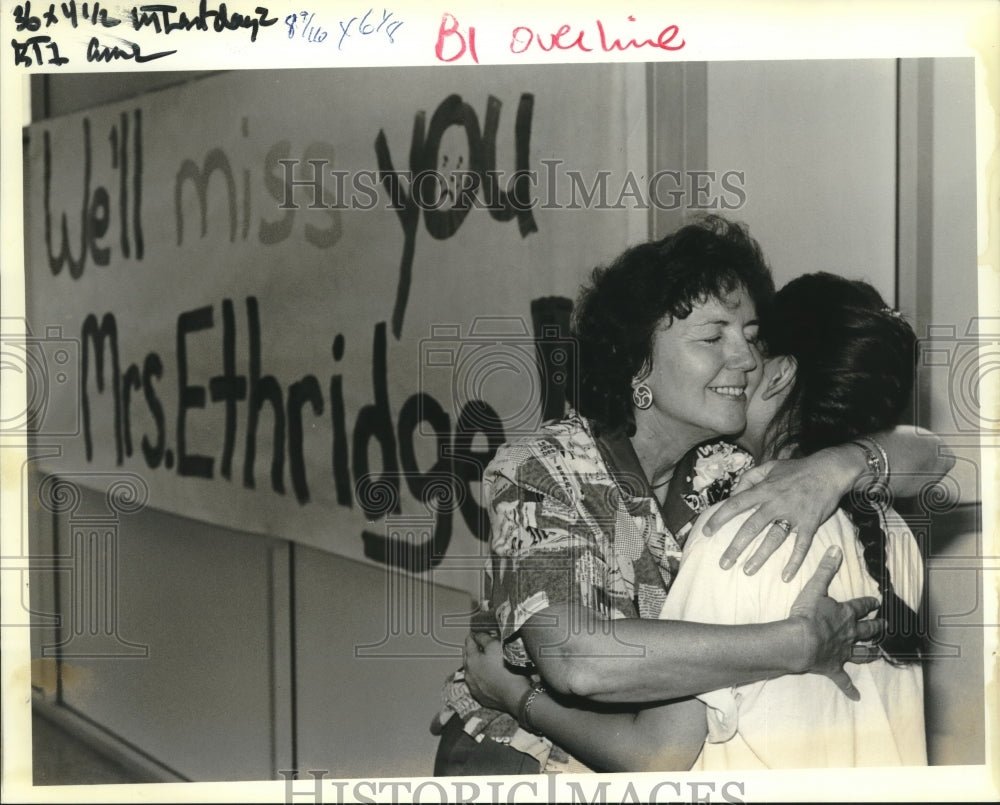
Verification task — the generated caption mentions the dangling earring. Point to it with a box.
[632,383,653,410]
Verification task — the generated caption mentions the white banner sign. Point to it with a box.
[24,65,652,584]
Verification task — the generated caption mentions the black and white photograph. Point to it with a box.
[1,1,996,802]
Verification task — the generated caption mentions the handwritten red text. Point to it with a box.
[510,15,685,55]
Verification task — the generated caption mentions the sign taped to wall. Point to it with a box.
[23,65,651,586]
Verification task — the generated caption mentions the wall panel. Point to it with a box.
[293,546,473,778]
[49,485,282,781]
[706,59,897,295]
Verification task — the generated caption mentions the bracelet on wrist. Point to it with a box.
[516,682,547,735]
[850,437,890,495]
[514,685,533,728]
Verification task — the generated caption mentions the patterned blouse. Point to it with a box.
[432,411,752,773]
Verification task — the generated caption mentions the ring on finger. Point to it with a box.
[771,518,792,533]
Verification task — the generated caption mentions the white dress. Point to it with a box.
[660,506,927,769]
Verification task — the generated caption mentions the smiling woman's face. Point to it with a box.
[636,286,763,444]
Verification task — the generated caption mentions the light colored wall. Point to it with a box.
[293,547,472,778]
[28,459,474,781]
[919,57,985,764]
[922,529,986,765]
[928,58,981,505]
[50,486,282,780]
[705,59,897,296]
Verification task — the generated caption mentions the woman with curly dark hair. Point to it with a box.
[435,217,949,774]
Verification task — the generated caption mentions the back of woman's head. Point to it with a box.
[762,272,922,665]
[571,215,774,434]
[761,272,917,457]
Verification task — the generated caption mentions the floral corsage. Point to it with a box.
[682,442,754,514]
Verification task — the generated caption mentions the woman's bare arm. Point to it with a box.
[463,632,708,772]
[706,426,954,578]
[520,546,877,703]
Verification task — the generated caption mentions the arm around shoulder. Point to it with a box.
[853,425,954,498]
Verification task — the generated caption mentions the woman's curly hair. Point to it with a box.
[568,215,774,435]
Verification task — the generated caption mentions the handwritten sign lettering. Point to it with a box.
[375,92,536,338]
[39,89,540,570]
[78,299,513,569]
[43,111,144,277]
[26,68,641,582]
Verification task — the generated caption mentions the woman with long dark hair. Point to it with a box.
[462,272,930,769]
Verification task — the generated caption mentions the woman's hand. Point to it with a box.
[704,447,861,580]
[786,546,883,700]
[462,632,532,715]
